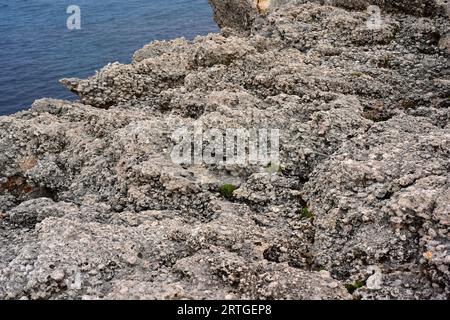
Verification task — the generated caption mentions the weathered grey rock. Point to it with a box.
[0,0,448,300]
[208,0,257,31]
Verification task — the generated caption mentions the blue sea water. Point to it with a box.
[0,0,219,115]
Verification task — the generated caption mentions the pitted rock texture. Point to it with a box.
[0,0,449,300]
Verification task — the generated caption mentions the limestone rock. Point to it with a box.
[0,0,448,300]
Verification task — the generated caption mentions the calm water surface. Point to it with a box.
[0,0,218,115]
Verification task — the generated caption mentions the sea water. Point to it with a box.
[0,0,218,115]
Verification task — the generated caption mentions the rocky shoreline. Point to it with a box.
[0,0,449,299]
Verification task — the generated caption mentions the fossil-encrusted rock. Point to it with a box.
[0,0,449,300]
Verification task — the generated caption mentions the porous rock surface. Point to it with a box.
[0,0,449,300]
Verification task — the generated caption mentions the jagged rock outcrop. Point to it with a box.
[0,0,449,300]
